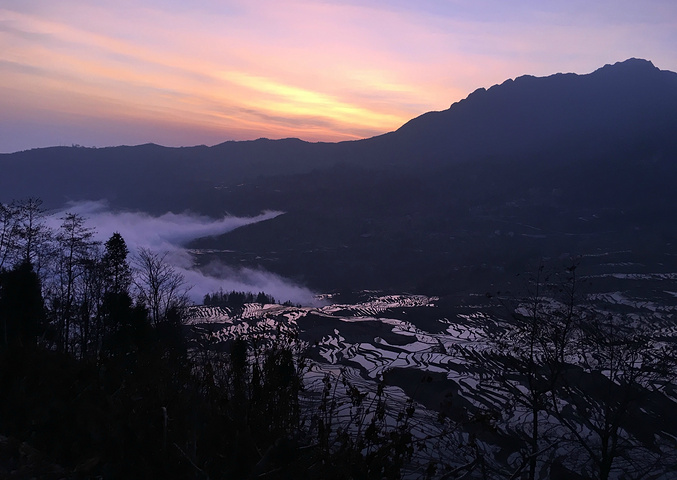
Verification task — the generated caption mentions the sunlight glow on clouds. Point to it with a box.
[1,0,676,152]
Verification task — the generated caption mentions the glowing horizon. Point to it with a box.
[1,0,676,153]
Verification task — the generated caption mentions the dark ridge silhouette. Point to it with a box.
[2,58,676,210]
[373,58,677,167]
[2,58,677,292]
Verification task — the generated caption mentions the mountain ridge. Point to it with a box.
[381,58,677,167]
[5,57,673,156]
[2,58,677,292]
[2,58,676,205]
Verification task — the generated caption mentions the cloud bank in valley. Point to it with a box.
[47,201,319,306]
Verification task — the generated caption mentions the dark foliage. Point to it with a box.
[0,248,418,479]
[0,261,45,350]
[2,255,677,478]
[204,290,276,314]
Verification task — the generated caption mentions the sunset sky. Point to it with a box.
[1,0,676,153]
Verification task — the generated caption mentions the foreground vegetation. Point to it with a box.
[0,199,416,479]
[1,199,677,479]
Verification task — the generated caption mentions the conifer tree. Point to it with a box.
[0,260,45,349]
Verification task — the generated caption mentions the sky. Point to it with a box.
[1,0,676,153]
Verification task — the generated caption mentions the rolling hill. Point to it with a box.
[2,58,677,293]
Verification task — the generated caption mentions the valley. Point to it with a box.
[2,57,677,478]
[184,258,677,477]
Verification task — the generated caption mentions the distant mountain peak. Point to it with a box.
[598,57,656,71]
[445,59,663,111]
[389,57,677,167]
[591,58,662,79]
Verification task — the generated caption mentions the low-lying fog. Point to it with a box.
[47,201,318,306]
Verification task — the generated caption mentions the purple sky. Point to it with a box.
[2,0,676,153]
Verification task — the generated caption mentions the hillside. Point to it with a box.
[2,58,677,293]
[3,58,677,479]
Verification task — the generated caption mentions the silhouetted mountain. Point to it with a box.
[377,58,677,167]
[2,58,677,293]
[3,59,675,208]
